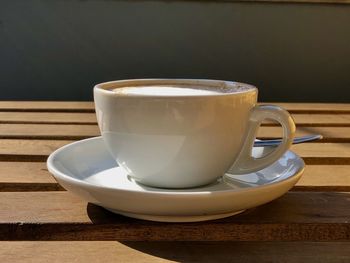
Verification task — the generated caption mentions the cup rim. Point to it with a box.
[94,78,257,98]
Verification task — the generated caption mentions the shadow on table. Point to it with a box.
[118,241,350,263]
[85,200,350,262]
[86,203,134,224]
[119,241,251,262]
[85,203,261,261]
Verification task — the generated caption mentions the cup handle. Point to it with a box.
[229,105,296,174]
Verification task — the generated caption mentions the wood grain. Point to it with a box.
[291,143,350,164]
[265,114,350,127]
[0,101,94,112]
[259,126,350,142]
[0,162,62,191]
[0,124,349,143]
[1,162,350,192]
[266,103,350,113]
[0,139,349,163]
[0,191,350,241]
[0,162,52,183]
[295,165,350,191]
[1,111,350,126]
[0,124,99,140]
[0,139,74,161]
[0,112,97,124]
[1,241,349,263]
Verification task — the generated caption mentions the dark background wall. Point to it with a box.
[1,0,350,102]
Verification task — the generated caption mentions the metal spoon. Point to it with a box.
[254,134,323,147]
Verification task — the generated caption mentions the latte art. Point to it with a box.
[112,86,222,96]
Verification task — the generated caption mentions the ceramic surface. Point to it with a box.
[94,79,295,188]
[47,137,304,222]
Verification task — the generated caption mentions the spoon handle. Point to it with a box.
[254,134,322,147]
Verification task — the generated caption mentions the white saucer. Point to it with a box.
[47,137,305,222]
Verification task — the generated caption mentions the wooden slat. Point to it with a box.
[0,101,94,112]
[0,139,74,161]
[0,162,53,183]
[266,103,350,113]
[0,140,349,163]
[0,124,99,140]
[0,102,349,113]
[1,111,350,126]
[295,165,350,191]
[291,143,350,164]
[0,191,350,241]
[0,112,97,124]
[0,140,74,156]
[264,114,350,127]
[258,126,350,142]
[0,162,62,191]
[1,241,349,263]
[0,124,349,143]
[1,162,350,192]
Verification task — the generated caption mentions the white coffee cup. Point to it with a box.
[94,79,295,188]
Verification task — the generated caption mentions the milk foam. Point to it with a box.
[112,86,222,96]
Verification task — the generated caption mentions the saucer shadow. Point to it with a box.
[86,203,139,224]
[119,241,251,262]
[86,203,259,262]
[119,240,350,262]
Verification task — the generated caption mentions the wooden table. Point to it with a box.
[1,102,350,262]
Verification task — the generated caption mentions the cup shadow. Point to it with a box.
[86,203,137,224]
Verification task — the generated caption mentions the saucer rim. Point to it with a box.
[47,136,305,196]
